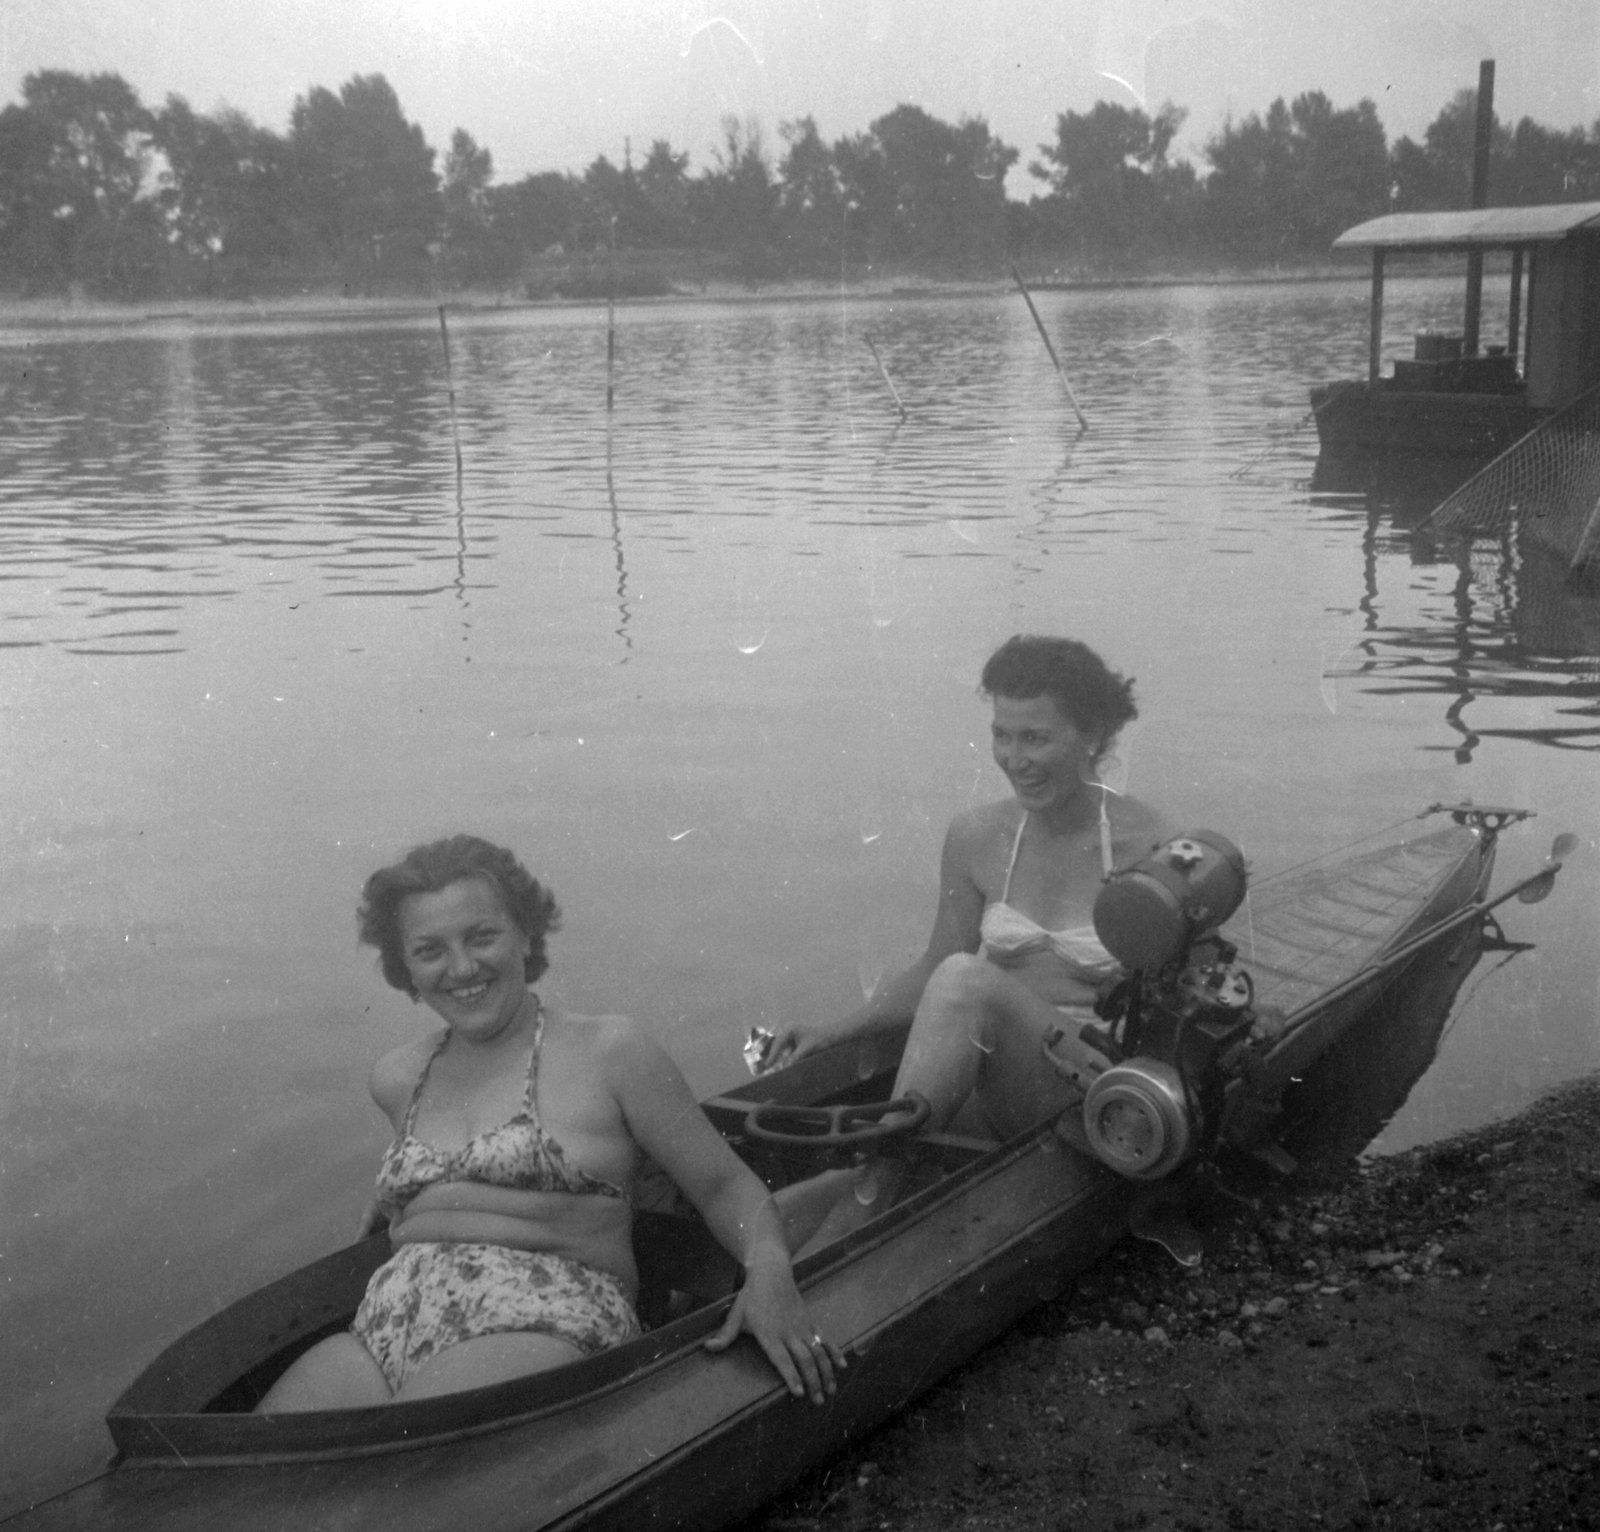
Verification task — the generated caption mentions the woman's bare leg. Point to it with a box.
[396,1331,585,1400]
[255,1333,391,1412]
[772,1169,860,1252]
[790,956,1103,1255]
[893,953,1089,1139]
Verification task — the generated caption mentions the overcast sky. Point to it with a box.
[3,0,1596,194]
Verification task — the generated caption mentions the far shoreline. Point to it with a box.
[0,262,1405,336]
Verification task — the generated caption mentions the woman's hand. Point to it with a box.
[703,1250,846,1406]
[602,1018,846,1403]
[762,1015,854,1072]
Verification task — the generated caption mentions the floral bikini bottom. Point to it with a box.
[350,1241,642,1393]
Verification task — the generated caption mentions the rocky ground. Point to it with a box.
[743,1074,1600,1532]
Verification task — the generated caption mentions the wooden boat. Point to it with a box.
[16,807,1556,1532]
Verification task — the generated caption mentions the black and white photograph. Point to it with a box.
[3,4,1598,1528]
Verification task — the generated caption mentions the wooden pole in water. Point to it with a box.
[1508,247,1524,364]
[864,334,907,419]
[437,305,464,494]
[1011,265,1088,429]
[1368,249,1385,386]
[1462,59,1495,357]
[606,216,617,415]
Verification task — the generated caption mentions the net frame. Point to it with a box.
[1423,381,1600,572]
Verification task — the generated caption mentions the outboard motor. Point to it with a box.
[1078,832,1259,1180]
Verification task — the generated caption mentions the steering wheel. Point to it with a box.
[743,1095,931,1151]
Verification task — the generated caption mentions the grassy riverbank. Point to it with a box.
[746,1075,1600,1532]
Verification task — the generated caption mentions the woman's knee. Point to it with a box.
[921,952,991,1010]
[916,954,1005,1054]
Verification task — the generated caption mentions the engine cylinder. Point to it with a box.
[1092,830,1247,971]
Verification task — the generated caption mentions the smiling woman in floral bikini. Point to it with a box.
[259,835,841,1411]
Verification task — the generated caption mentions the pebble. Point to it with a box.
[1143,1326,1169,1345]
[1217,1330,1243,1349]
[1262,1297,1290,1318]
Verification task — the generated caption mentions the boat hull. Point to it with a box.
[1310,381,1543,490]
[21,1118,1130,1532]
[15,817,1500,1531]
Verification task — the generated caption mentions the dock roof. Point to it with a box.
[1333,202,1600,251]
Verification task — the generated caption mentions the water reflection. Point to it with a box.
[605,434,635,662]
[1314,481,1600,760]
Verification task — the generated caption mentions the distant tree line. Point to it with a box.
[3,67,1600,299]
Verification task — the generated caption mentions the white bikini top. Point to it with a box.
[978,796,1119,981]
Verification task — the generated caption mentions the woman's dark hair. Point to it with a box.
[980,635,1138,748]
[358,835,561,994]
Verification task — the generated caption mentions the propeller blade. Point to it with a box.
[1517,869,1559,904]
[1550,832,1579,861]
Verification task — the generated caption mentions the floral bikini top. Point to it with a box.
[979,800,1120,983]
[373,1001,628,1221]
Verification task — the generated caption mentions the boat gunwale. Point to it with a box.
[536,1145,1134,1532]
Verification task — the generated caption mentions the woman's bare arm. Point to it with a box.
[764,812,987,1069]
[604,1018,844,1404]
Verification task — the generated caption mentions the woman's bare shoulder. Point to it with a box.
[368,1032,443,1121]
[558,1009,698,1108]
[548,1007,663,1073]
[1110,794,1182,852]
[946,798,1018,853]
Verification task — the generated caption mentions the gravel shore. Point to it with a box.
[745,1073,1600,1532]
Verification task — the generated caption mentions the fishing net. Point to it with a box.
[1423,381,1600,572]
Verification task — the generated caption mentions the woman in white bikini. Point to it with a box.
[260,835,842,1411]
[767,635,1175,1148]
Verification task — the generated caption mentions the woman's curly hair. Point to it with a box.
[980,634,1138,751]
[358,835,561,994]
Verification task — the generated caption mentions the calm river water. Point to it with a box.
[2,277,1596,1511]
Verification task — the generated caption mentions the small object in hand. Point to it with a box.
[744,1026,776,1075]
